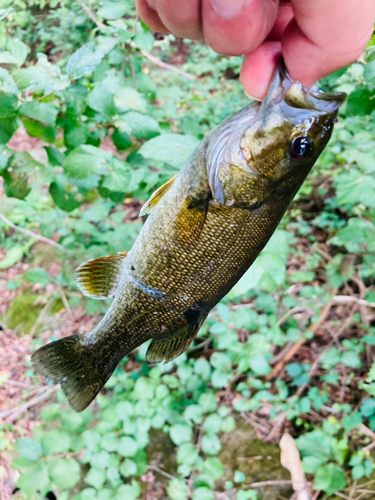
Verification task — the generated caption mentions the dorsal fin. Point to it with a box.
[74,252,128,299]
[139,174,177,217]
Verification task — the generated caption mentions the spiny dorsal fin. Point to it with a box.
[139,174,177,217]
[74,252,128,299]
[146,321,201,363]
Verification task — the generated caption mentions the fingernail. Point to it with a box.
[210,0,250,19]
[244,90,262,101]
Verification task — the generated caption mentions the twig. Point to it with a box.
[147,465,181,482]
[332,295,375,309]
[276,307,307,328]
[79,2,196,80]
[30,297,56,338]
[0,385,59,420]
[267,287,339,381]
[188,424,204,497]
[241,411,270,435]
[0,212,64,250]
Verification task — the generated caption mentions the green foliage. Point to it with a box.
[4,3,375,499]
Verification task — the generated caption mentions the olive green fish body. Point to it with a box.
[32,62,346,411]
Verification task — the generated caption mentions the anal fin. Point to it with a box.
[139,174,177,217]
[146,321,202,363]
[74,252,127,299]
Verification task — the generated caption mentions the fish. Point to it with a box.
[31,60,346,412]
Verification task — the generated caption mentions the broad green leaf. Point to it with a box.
[204,457,224,479]
[167,478,188,500]
[119,458,137,477]
[63,145,111,179]
[13,53,69,94]
[49,176,83,212]
[85,467,106,489]
[170,424,192,445]
[88,84,116,118]
[330,218,375,253]
[0,245,25,269]
[0,68,18,94]
[201,433,221,455]
[41,430,71,455]
[16,438,42,462]
[0,117,18,144]
[0,8,13,22]
[249,355,271,376]
[7,38,30,67]
[19,101,58,127]
[117,111,160,139]
[117,436,138,457]
[114,86,147,113]
[313,463,347,496]
[334,170,375,208]
[67,43,104,80]
[139,133,199,168]
[114,481,141,500]
[193,487,214,500]
[176,443,198,465]
[98,0,130,20]
[22,117,56,143]
[40,404,61,422]
[49,458,81,489]
[16,463,49,498]
[0,92,18,118]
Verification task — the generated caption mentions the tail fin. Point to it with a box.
[31,335,110,412]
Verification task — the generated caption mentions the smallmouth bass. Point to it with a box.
[32,62,346,411]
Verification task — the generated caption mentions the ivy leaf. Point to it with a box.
[139,133,199,168]
[67,43,104,80]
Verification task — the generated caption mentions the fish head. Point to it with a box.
[239,60,346,185]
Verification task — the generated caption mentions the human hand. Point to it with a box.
[136,0,375,99]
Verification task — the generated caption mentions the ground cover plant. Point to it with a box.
[1,1,375,499]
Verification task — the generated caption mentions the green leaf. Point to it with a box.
[313,463,347,496]
[199,393,217,413]
[49,177,83,212]
[98,0,130,20]
[346,87,375,116]
[85,467,106,489]
[170,424,192,445]
[330,219,375,253]
[114,87,147,113]
[112,129,132,151]
[67,43,104,80]
[201,433,221,455]
[139,133,199,168]
[13,53,69,94]
[40,403,61,422]
[88,84,116,118]
[24,268,52,287]
[117,436,138,457]
[249,355,271,376]
[204,457,224,479]
[0,117,18,144]
[7,38,29,67]
[118,111,160,139]
[115,481,141,500]
[16,463,49,498]
[177,443,198,465]
[0,8,13,22]
[120,458,137,477]
[16,438,42,462]
[193,487,214,500]
[19,101,58,127]
[0,245,25,269]
[49,458,80,489]
[342,411,362,431]
[167,478,188,500]
[91,450,111,469]
[41,430,71,455]
[334,170,375,208]
[63,145,111,179]
[0,68,18,95]
[0,92,18,118]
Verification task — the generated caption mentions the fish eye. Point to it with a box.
[290,136,314,161]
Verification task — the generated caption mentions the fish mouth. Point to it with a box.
[262,58,347,114]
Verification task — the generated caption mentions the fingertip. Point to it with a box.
[240,41,281,100]
[136,0,170,34]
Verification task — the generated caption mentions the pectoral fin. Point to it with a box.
[140,174,177,217]
[74,252,127,299]
[146,321,202,363]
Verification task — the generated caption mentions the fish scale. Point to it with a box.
[31,61,346,411]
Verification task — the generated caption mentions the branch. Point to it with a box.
[0,212,64,250]
[0,385,59,420]
[79,2,196,80]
